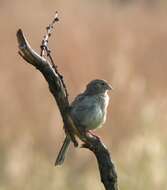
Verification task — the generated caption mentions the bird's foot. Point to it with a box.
[86,131,101,140]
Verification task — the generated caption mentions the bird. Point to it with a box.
[55,79,112,166]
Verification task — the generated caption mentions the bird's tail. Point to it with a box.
[55,135,71,166]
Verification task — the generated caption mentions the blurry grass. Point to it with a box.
[0,0,167,189]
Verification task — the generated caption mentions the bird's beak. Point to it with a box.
[107,84,113,91]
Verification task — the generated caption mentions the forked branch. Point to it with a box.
[16,17,118,190]
[17,29,78,146]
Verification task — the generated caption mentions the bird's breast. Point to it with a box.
[70,93,109,131]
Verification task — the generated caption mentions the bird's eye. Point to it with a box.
[102,82,105,85]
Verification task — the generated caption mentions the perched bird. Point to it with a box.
[55,79,112,166]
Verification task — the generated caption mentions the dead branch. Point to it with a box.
[17,29,78,147]
[16,16,118,190]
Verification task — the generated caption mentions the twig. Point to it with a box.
[40,11,69,100]
[40,11,59,57]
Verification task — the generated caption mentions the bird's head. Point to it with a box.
[85,79,112,95]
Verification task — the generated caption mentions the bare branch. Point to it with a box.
[82,137,118,190]
[17,29,78,147]
[16,16,119,189]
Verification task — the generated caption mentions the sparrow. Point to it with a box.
[55,79,112,166]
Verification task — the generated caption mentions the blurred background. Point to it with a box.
[1,0,167,189]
